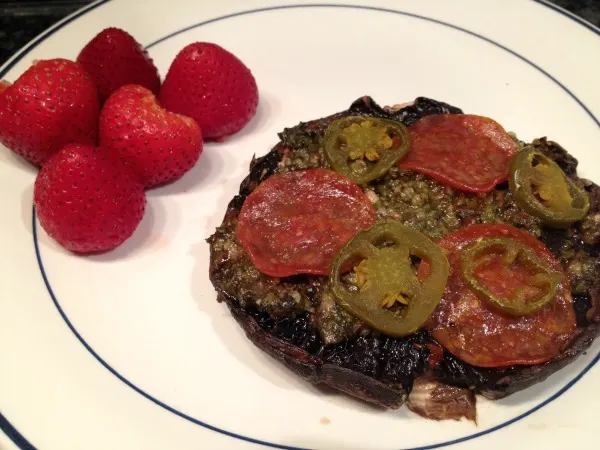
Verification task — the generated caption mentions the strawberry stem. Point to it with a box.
[0,80,10,95]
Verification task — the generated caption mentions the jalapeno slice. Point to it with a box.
[329,221,449,337]
[509,148,589,228]
[323,116,409,184]
[460,237,562,316]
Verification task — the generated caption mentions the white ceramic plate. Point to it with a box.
[1,1,599,449]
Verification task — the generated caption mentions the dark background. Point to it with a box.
[0,0,599,66]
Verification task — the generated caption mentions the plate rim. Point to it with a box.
[1,1,600,449]
[535,0,600,35]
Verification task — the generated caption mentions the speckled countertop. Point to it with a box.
[553,0,600,26]
[0,0,598,66]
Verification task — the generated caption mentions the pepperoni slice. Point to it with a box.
[236,168,376,277]
[399,114,518,193]
[423,223,576,368]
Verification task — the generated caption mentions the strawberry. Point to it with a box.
[159,42,258,139]
[77,27,161,104]
[0,59,99,166]
[99,84,203,189]
[34,143,146,253]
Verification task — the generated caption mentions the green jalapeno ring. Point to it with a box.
[323,116,410,185]
[459,237,562,317]
[329,221,449,337]
[509,148,590,228]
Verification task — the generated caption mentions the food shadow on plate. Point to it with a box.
[221,90,279,143]
[203,174,250,238]
[20,183,34,234]
[189,238,388,414]
[0,146,38,176]
[149,145,225,196]
[200,149,280,239]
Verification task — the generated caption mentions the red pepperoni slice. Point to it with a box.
[236,168,376,277]
[423,223,576,368]
[399,114,518,193]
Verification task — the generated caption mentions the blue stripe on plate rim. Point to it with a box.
[1,1,599,449]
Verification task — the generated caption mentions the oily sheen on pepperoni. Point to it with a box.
[425,223,576,368]
[236,168,376,277]
[399,114,518,193]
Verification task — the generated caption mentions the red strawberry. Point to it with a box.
[99,84,203,189]
[77,27,161,104]
[34,143,146,253]
[0,59,99,166]
[159,42,258,139]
